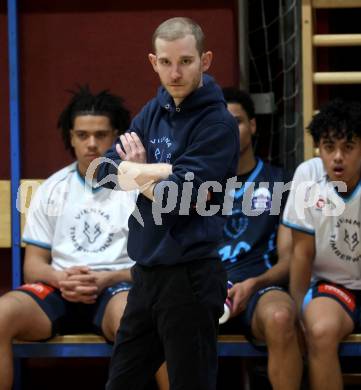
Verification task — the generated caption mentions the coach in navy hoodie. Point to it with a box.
[98,17,239,390]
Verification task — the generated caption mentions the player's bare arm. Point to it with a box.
[290,229,315,316]
[23,245,67,288]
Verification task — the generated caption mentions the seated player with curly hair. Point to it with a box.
[283,99,361,390]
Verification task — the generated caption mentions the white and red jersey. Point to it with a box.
[23,162,137,271]
[283,157,361,289]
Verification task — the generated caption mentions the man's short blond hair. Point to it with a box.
[152,17,205,55]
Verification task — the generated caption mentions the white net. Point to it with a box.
[248,0,303,171]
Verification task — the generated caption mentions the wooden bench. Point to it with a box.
[12,333,361,358]
[12,335,266,358]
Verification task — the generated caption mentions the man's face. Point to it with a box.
[226,102,256,155]
[319,135,361,192]
[70,115,116,176]
[148,35,212,106]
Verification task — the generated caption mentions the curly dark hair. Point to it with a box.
[222,87,255,120]
[57,85,130,156]
[308,99,361,144]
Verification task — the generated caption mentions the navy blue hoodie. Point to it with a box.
[97,74,239,266]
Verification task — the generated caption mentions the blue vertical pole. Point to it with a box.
[8,5,23,390]
[8,0,21,289]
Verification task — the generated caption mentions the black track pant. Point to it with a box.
[106,258,227,390]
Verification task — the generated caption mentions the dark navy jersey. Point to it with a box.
[218,159,290,283]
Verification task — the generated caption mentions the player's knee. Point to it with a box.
[306,321,340,352]
[109,318,121,342]
[0,294,24,339]
[101,317,118,343]
[102,302,125,342]
[110,307,127,340]
[266,305,296,338]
